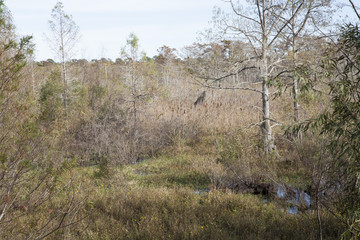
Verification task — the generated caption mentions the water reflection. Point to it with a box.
[287,206,299,214]
[276,184,311,214]
[194,188,210,194]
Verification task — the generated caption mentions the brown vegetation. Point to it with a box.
[1,0,360,239]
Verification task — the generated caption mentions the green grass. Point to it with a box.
[124,154,211,189]
[61,150,344,240]
[79,185,343,240]
[7,137,346,239]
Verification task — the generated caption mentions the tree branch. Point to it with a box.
[349,0,360,20]
[268,0,305,48]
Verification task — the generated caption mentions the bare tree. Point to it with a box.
[120,33,160,162]
[46,1,80,111]
[207,0,309,153]
[121,33,141,162]
[156,45,178,86]
[280,0,334,123]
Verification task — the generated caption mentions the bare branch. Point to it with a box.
[349,0,360,20]
[268,0,305,48]
[202,84,263,94]
[207,66,257,83]
[228,0,261,24]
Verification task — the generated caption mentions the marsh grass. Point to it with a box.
[6,133,345,240]
[5,63,344,239]
[36,149,342,240]
[80,181,343,240]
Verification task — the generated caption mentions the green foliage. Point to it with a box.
[127,33,139,49]
[342,209,360,240]
[270,59,316,101]
[89,85,107,109]
[121,33,140,61]
[0,1,33,95]
[126,154,210,189]
[39,71,90,125]
[93,155,112,179]
[0,4,90,238]
[39,70,64,122]
[68,79,89,112]
[291,23,360,238]
[314,24,359,197]
[292,24,360,165]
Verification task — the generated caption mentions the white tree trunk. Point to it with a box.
[293,77,299,122]
[62,58,67,111]
[261,44,275,154]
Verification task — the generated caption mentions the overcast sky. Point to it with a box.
[5,0,232,61]
[5,0,359,61]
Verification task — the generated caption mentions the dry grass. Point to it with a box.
[3,61,340,239]
[64,153,344,240]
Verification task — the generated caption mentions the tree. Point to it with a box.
[0,7,32,94]
[208,0,309,153]
[46,1,80,111]
[121,33,140,162]
[121,33,160,162]
[185,40,252,86]
[0,2,86,238]
[321,23,360,239]
[294,21,360,239]
[0,1,53,237]
[279,0,333,123]
[155,45,178,85]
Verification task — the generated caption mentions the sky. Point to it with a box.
[5,0,359,61]
[5,0,231,61]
